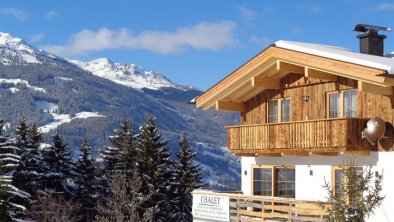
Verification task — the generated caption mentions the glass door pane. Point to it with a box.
[268,100,278,123]
[329,93,340,118]
[281,99,290,122]
[344,90,357,117]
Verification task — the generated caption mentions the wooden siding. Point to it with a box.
[241,73,358,125]
[228,118,370,155]
[237,73,394,152]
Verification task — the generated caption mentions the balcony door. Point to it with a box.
[327,89,357,118]
[267,98,290,123]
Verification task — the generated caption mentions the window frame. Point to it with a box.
[331,165,364,203]
[267,98,291,123]
[326,89,357,118]
[251,165,295,198]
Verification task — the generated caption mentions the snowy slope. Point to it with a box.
[69,58,196,91]
[0,32,60,65]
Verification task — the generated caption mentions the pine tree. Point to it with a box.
[99,119,138,200]
[103,119,138,174]
[0,120,21,174]
[74,136,98,221]
[0,120,30,221]
[13,123,45,199]
[137,116,175,221]
[42,131,74,197]
[172,133,206,221]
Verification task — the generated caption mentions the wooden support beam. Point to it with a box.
[281,151,309,156]
[311,152,339,156]
[277,61,305,74]
[305,68,337,81]
[342,151,371,156]
[255,153,282,157]
[358,81,393,96]
[251,76,280,89]
[215,100,246,112]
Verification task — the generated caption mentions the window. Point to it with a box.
[252,166,295,198]
[253,168,272,196]
[332,166,363,203]
[275,167,295,198]
[281,99,291,122]
[268,100,278,123]
[328,93,340,118]
[267,98,290,123]
[327,90,357,118]
[344,90,357,117]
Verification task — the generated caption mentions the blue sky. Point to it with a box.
[1,0,394,90]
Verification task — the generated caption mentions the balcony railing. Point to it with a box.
[192,190,328,222]
[227,118,370,155]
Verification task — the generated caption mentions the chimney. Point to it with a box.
[354,24,391,56]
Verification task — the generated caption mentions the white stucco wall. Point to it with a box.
[241,152,394,222]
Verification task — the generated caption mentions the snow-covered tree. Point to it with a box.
[74,136,98,221]
[0,120,30,221]
[172,133,206,221]
[42,131,74,197]
[99,119,138,200]
[0,120,20,174]
[137,116,175,221]
[109,119,138,175]
[13,123,44,199]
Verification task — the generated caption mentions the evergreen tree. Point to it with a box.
[0,165,30,221]
[74,136,98,221]
[98,119,137,200]
[109,119,138,174]
[15,119,29,150]
[0,120,30,221]
[137,116,175,221]
[172,133,206,221]
[13,123,44,199]
[0,120,20,174]
[42,131,74,197]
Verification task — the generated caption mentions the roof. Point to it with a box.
[275,40,394,73]
[196,40,394,111]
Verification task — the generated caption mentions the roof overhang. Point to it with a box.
[196,46,394,111]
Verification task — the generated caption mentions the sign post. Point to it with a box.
[192,193,230,222]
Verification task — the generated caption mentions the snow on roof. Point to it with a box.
[275,40,394,73]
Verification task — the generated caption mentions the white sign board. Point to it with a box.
[192,193,230,222]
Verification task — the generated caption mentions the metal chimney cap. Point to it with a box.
[354,24,391,33]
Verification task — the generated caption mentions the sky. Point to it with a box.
[0,0,394,90]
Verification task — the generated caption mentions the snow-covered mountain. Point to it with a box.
[69,58,195,91]
[0,32,59,65]
[0,32,240,190]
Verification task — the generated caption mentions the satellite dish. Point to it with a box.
[362,117,386,145]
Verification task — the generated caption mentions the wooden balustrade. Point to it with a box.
[227,118,370,155]
[192,190,329,222]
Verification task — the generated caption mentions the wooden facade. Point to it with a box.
[196,45,394,155]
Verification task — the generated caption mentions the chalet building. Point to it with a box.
[192,24,394,221]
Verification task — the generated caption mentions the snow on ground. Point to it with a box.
[38,112,105,133]
[35,99,105,133]
[54,76,73,83]
[34,100,58,113]
[0,78,46,93]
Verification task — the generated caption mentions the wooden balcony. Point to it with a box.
[227,118,371,156]
[192,190,328,222]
